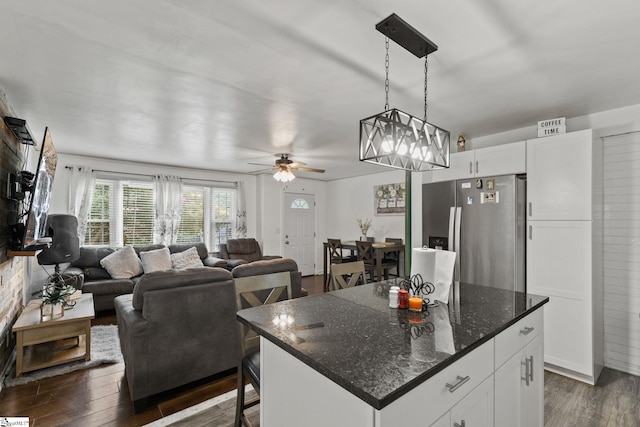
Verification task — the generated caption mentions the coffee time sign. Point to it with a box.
[537,117,566,137]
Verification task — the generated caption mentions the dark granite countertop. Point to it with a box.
[237,281,548,410]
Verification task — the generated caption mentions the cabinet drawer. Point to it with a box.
[378,339,494,426]
[495,309,543,369]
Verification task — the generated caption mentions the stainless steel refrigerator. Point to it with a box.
[422,174,526,292]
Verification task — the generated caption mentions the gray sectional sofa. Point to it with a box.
[63,243,227,311]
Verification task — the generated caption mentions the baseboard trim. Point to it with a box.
[544,362,597,385]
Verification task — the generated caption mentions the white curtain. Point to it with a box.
[68,166,96,242]
[153,174,183,245]
[236,180,247,238]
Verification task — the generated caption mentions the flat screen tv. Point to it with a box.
[22,127,57,248]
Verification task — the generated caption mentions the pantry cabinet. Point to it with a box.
[526,129,603,385]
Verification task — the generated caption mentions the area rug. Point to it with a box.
[144,386,259,427]
[2,324,123,387]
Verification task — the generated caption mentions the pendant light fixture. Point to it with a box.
[360,14,450,171]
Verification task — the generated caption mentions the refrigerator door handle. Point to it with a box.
[454,207,462,281]
[449,207,456,251]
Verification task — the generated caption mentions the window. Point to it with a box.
[84,182,111,245]
[122,183,154,245]
[85,179,235,251]
[177,186,205,244]
[291,198,310,209]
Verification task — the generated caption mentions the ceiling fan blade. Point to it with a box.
[292,166,325,173]
[288,161,307,168]
[248,162,275,167]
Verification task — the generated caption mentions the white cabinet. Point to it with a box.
[526,130,593,220]
[495,329,544,427]
[526,129,603,385]
[433,376,494,427]
[450,376,494,427]
[428,141,526,183]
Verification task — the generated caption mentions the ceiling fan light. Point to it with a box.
[273,169,295,182]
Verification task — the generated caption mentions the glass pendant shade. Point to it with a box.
[273,169,295,182]
[360,108,450,171]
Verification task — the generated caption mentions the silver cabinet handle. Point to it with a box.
[528,355,534,382]
[475,160,479,174]
[454,421,466,427]
[446,375,470,393]
[529,202,532,217]
[529,225,532,240]
[520,326,535,335]
[523,358,530,386]
[469,161,473,174]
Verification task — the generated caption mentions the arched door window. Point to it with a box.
[290,198,310,209]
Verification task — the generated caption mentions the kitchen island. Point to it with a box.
[237,281,549,426]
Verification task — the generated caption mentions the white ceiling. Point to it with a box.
[1,0,640,180]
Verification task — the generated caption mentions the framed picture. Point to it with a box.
[374,183,406,216]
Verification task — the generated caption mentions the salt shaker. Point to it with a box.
[389,286,399,308]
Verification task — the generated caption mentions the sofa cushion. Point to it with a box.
[140,247,172,273]
[83,266,112,281]
[168,243,209,260]
[231,258,299,278]
[132,267,233,310]
[226,238,262,262]
[82,278,135,296]
[133,244,165,256]
[100,246,144,279]
[71,247,115,268]
[171,246,204,269]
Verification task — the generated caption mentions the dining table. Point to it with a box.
[322,240,404,291]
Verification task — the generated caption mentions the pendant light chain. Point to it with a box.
[423,55,428,123]
[384,36,390,111]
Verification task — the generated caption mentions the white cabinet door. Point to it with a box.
[450,376,494,427]
[474,140,526,177]
[527,220,595,381]
[429,141,526,183]
[494,348,524,427]
[495,333,544,427]
[526,130,593,220]
[522,333,544,427]
[430,412,450,427]
[432,151,475,182]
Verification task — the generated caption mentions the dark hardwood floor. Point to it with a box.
[1,275,639,426]
[0,275,325,427]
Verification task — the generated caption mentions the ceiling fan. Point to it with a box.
[253,154,325,182]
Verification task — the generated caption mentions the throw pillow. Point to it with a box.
[140,247,172,273]
[99,246,143,279]
[170,246,204,269]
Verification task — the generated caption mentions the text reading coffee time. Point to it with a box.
[537,117,566,137]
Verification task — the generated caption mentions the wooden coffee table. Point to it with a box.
[13,293,95,377]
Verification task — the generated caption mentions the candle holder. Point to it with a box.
[398,274,435,311]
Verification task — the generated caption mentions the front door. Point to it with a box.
[283,193,315,276]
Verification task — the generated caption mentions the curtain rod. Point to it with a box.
[64,166,238,185]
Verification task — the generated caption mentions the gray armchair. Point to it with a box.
[219,238,282,269]
[114,267,239,411]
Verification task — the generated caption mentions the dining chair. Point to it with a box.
[356,240,393,282]
[328,239,356,264]
[383,238,403,277]
[234,271,292,427]
[330,261,367,290]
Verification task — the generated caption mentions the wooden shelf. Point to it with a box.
[7,250,39,257]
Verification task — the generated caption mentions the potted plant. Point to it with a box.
[34,282,77,320]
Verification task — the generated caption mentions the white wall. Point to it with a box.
[325,169,407,242]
